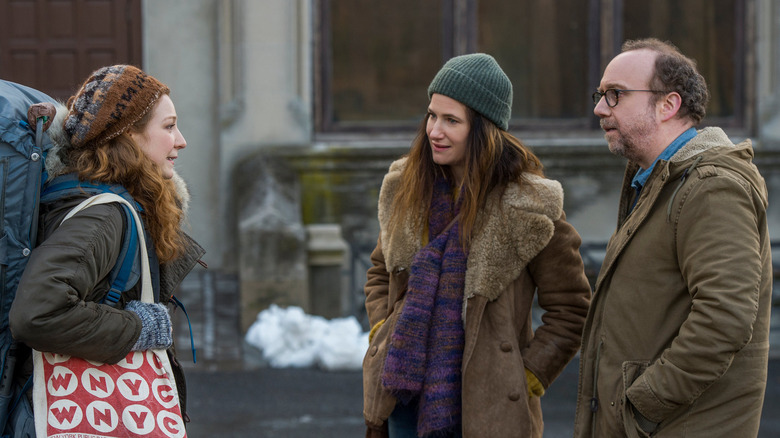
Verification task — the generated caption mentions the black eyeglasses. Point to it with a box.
[592,89,668,108]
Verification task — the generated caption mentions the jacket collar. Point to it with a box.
[378,157,563,300]
[617,127,763,222]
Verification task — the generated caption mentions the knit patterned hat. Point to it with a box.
[64,65,169,149]
[428,53,512,130]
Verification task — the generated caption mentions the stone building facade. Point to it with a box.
[135,1,780,364]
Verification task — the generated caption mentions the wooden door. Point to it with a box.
[0,0,142,101]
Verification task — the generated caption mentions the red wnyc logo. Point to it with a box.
[42,351,186,438]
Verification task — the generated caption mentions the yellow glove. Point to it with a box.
[525,367,545,397]
[368,319,385,343]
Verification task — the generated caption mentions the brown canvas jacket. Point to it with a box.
[573,127,772,437]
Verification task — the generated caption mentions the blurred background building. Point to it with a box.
[2,0,779,367]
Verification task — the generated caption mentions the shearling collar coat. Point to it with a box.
[363,158,591,438]
[573,127,772,437]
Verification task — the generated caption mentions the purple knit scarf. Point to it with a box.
[382,176,466,437]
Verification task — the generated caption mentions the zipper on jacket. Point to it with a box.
[590,339,603,437]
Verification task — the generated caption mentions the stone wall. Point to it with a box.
[255,141,780,333]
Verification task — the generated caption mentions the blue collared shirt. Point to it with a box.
[631,127,698,193]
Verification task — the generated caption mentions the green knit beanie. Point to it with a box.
[427,53,512,130]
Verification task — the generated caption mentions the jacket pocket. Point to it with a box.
[363,297,404,423]
[621,360,654,438]
[364,298,402,364]
[366,268,408,369]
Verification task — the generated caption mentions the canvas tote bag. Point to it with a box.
[32,193,187,438]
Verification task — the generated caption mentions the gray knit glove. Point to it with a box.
[126,301,173,351]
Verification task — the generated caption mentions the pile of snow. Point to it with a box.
[245,304,369,371]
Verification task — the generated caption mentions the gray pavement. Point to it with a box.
[184,357,780,437]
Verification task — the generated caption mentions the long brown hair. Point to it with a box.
[66,96,185,263]
[389,108,544,248]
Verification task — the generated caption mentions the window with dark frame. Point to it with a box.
[315,0,748,135]
[620,0,746,129]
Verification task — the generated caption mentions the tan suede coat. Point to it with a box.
[573,127,772,437]
[363,158,591,437]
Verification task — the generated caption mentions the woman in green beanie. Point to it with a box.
[362,53,591,438]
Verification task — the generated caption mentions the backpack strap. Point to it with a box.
[40,174,156,306]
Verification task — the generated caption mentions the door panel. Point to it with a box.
[0,0,142,101]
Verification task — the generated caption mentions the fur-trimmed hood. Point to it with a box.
[378,157,564,301]
[670,127,767,208]
[616,127,767,227]
[43,102,191,214]
[43,101,73,179]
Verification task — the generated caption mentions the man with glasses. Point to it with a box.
[574,38,771,437]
